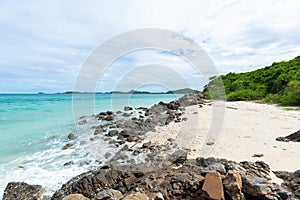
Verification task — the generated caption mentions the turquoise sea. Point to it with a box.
[0,93,182,198]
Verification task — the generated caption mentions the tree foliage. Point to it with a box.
[203,56,300,106]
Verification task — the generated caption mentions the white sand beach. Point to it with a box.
[143,101,300,174]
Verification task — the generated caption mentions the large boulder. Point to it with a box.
[3,182,45,200]
[202,172,224,200]
[223,170,245,200]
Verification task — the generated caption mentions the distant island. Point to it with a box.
[38,88,199,95]
[110,88,198,94]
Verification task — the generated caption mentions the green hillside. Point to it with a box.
[203,56,300,106]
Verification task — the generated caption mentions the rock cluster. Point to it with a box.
[46,158,297,200]
[273,170,300,199]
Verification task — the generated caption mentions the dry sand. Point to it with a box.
[143,101,300,176]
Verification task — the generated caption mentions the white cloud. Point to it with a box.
[0,0,300,93]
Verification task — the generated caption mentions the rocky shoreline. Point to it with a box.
[2,92,300,199]
[3,157,300,200]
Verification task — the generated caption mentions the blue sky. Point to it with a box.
[0,0,300,93]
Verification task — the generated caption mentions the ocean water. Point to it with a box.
[0,93,182,198]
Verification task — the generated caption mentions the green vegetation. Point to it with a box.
[203,56,300,106]
[283,107,300,111]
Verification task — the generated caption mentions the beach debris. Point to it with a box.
[206,141,215,145]
[252,153,264,157]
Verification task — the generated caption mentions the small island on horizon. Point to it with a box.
[38,88,200,95]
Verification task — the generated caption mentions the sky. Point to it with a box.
[0,0,300,93]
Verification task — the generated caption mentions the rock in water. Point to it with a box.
[124,106,133,111]
[202,172,224,200]
[104,115,114,121]
[62,143,74,150]
[108,130,119,137]
[68,133,76,140]
[3,182,45,200]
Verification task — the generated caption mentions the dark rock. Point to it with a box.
[223,170,245,200]
[124,106,133,111]
[51,156,298,200]
[62,143,74,150]
[252,153,264,157]
[3,182,45,200]
[68,133,76,140]
[98,112,108,116]
[107,111,113,115]
[174,119,181,123]
[168,150,187,164]
[132,149,141,156]
[94,128,105,135]
[142,141,152,149]
[122,113,131,117]
[104,115,114,121]
[77,119,87,125]
[64,161,74,166]
[274,170,300,199]
[108,140,116,144]
[276,130,300,142]
[241,174,272,198]
[108,130,119,137]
